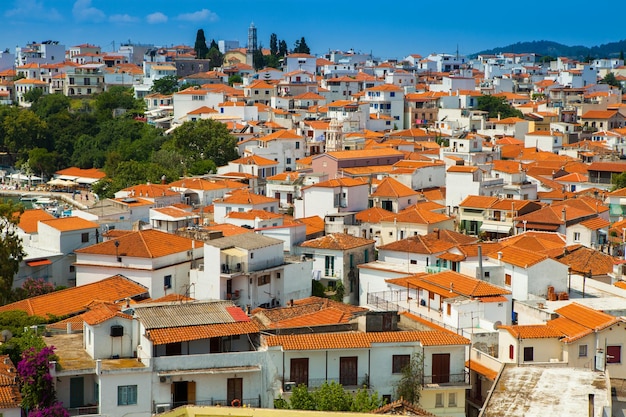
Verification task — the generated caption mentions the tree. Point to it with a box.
[278,40,288,57]
[23,88,44,104]
[28,148,60,179]
[289,384,315,410]
[18,346,68,417]
[612,172,626,190]
[330,281,345,302]
[194,29,209,59]
[351,387,385,412]
[228,74,243,86]
[293,37,310,54]
[312,279,325,297]
[312,381,351,411]
[0,200,26,304]
[394,352,424,404]
[602,72,621,88]
[270,33,278,56]
[169,119,239,167]
[150,75,180,95]
[253,49,265,70]
[93,86,142,121]
[207,40,224,68]
[476,95,523,119]
[621,50,625,61]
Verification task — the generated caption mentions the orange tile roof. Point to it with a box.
[121,183,179,198]
[307,177,367,189]
[416,270,510,298]
[0,355,21,408]
[0,275,148,317]
[379,234,455,254]
[82,302,133,326]
[39,216,99,232]
[75,229,203,258]
[204,223,254,237]
[355,207,395,223]
[292,215,325,236]
[227,209,283,220]
[488,245,548,268]
[300,233,375,250]
[499,324,563,339]
[465,360,498,381]
[322,149,404,160]
[554,302,619,332]
[459,195,499,209]
[55,167,106,179]
[148,321,259,345]
[229,154,278,166]
[216,188,278,205]
[381,206,451,225]
[18,209,55,234]
[447,166,479,173]
[371,177,418,198]
[264,330,469,350]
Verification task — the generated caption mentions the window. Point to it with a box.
[164,275,172,289]
[505,274,512,286]
[286,158,292,164]
[579,344,588,357]
[325,256,335,276]
[435,393,444,407]
[607,345,622,364]
[392,354,410,373]
[509,344,514,360]
[523,346,534,362]
[81,232,89,243]
[446,303,451,316]
[410,259,417,265]
[448,392,457,407]
[484,271,490,278]
[258,274,270,286]
[573,232,580,242]
[295,141,300,149]
[117,385,137,405]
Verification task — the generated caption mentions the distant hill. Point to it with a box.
[472,40,626,61]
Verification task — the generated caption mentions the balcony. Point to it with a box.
[221,262,246,275]
[422,371,470,387]
[425,266,449,274]
[154,397,260,413]
[66,406,99,416]
[284,376,370,390]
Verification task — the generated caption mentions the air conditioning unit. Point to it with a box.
[284,381,296,392]
[155,404,171,414]
[110,325,124,337]
[159,375,170,383]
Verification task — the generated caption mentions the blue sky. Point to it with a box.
[1,0,624,60]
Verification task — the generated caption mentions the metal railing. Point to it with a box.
[155,397,261,411]
[422,371,469,386]
[66,406,99,416]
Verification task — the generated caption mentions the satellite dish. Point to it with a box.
[1,329,12,342]
[492,321,502,331]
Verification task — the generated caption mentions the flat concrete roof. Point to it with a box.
[482,365,610,417]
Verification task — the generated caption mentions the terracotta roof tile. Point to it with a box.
[40,216,99,232]
[216,188,278,205]
[554,302,619,332]
[18,208,55,234]
[0,275,148,317]
[148,321,259,345]
[300,233,375,250]
[75,229,203,258]
[499,324,563,339]
[263,330,469,350]
[465,360,498,381]
[82,302,133,326]
[371,177,418,198]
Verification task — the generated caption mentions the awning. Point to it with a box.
[437,252,465,262]
[465,360,498,381]
[516,222,560,232]
[158,365,261,376]
[479,223,512,234]
[27,259,52,267]
[223,248,245,257]
[75,177,101,184]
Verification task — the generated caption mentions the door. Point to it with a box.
[290,358,309,387]
[172,381,188,407]
[432,353,450,383]
[339,356,358,386]
[227,378,243,403]
[69,377,84,408]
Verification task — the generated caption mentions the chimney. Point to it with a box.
[588,393,594,417]
[497,251,503,263]
[561,207,566,223]
[478,244,484,279]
